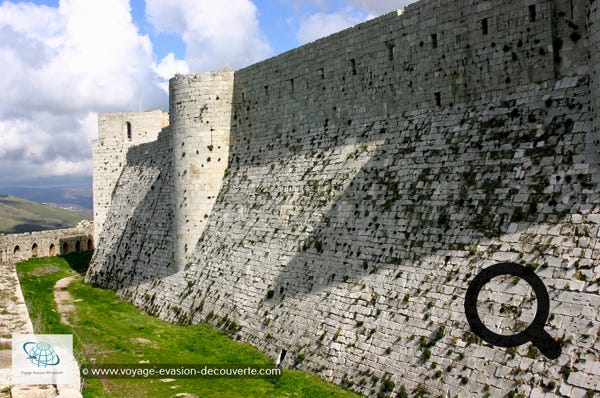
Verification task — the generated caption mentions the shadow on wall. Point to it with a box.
[62,250,95,275]
[87,129,177,291]
[176,80,598,340]
[266,116,598,300]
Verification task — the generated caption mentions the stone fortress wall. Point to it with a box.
[0,221,94,264]
[92,110,169,244]
[87,0,600,396]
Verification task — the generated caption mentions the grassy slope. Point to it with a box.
[16,253,362,398]
[0,195,90,233]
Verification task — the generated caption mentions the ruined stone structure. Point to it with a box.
[88,0,600,396]
[0,221,94,263]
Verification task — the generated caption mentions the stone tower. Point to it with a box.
[92,110,168,243]
[169,71,234,269]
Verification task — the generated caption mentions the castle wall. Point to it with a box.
[87,129,177,296]
[169,72,234,269]
[88,0,600,396]
[591,0,600,152]
[0,221,94,263]
[92,110,168,243]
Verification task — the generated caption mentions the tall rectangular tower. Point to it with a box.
[92,110,169,243]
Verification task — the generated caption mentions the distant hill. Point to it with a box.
[0,184,93,211]
[0,195,92,234]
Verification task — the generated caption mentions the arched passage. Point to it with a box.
[49,244,56,256]
[75,240,81,253]
[14,245,21,259]
[62,242,69,254]
[32,243,38,257]
[87,239,94,250]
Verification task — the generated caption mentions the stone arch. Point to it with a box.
[49,244,56,256]
[14,246,21,258]
[32,243,38,257]
[87,239,94,251]
[126,121,132,140]
[62,242,70,254]
[75,240,81,253]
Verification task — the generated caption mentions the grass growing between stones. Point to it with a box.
[16,253,361,398]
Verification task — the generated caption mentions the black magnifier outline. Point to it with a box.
[464,262,561,359]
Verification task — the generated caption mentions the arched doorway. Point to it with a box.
[49,244,56,256]
[75,240,81,253]
[87,239,94,251]
[14,245,21,259]
[32,243,38,257]
[62,242,69,254]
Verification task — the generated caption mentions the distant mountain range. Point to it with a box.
[0,184,93,211]
[0,195,91,234]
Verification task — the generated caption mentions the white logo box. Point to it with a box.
[12,334,74,385]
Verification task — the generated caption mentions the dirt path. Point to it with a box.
[50,276,82,398]
[53,276,80,328]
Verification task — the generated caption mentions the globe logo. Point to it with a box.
[23,341,60,368]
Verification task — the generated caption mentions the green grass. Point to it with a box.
[16,253,362,398]
[0,195,91,233]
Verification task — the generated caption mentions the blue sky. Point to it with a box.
[0,0,415,187]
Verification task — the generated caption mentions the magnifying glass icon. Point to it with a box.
[464,262,561,359]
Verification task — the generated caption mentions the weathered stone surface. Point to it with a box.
[0,221,93,264]
[87,0,600,396]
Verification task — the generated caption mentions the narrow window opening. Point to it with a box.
[87,239,94,251]
[75,240,81,253]
[529,5,536,22]
[289,78,294,94]
[481,18,489,35]
[434,92,441,106]
[14,245,20,255]
[431,33,438,48]
[277,349,287,369]
[126,121,132,140]
[49,244,56,256]
[62,242,69,254]
[350,59,357,75]
[569,0,574,19]
[264,85,269,96]
[32,243,38,257]
[319,68,325,79]
[387,42,396,61]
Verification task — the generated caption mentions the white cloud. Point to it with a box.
[289,0,418,45]
[0,0,169,185]
[153,53,190,93]
[296,10,364,44]
[0,112,96,183]
[344,0,415,15]
[145,0,273,73]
